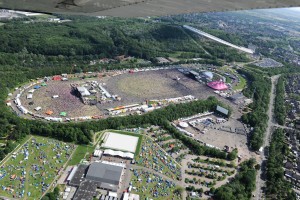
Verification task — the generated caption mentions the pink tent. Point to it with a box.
[207,81,228,90]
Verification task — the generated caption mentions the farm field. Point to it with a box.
[0,136,75,199]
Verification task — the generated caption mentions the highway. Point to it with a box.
[183,25,254,54]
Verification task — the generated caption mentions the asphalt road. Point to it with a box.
[253,75,280,200]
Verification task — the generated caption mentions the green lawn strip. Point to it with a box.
[233,74,247,90]
[93,131,105,145]
[67,145,94,166]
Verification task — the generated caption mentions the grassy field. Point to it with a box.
[0,136,75,199]
[219,66,247,91]
[135,137,181,180]
[0,23,4,26]
[130,169,181,200]
[233,74,247,91]
[67,145,94,166]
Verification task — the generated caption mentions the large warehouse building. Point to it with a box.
[86,162,124,186]
[70,161,125,200]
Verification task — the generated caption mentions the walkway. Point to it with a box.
[253,75,279,200]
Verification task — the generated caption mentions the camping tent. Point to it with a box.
[45,110,53,115]
[52,75,62,81]
[60,112,67,117]
[35,107,41,111]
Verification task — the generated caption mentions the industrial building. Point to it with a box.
[85,162,124,186]
[69,161,125,200]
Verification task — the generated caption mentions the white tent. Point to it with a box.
[93,150,103,157]
[103,149,134,159]
[34,107,41,111]
[27,94,33,99]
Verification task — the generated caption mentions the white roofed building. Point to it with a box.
[93,150,103,157]
[123,193,140,200]
[77,87,91,97]
[103,149,134,160]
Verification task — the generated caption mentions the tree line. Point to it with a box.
[213,159,257,200]
[239,68,271,151]
[274,76,286,125]
[265,128,296,200]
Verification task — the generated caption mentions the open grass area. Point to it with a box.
[0,23,4,26]
[135,137,181,180]
[130,169,181,200]
[0,136,75,199]
[219,66,247,91]
[93,131,105,145]
[233,74,247,90]
[67,145,94,166]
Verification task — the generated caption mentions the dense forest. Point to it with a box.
[213,159,257,200]
[265,128,296,199]
[0,17,248,63]
[239,68,271,151]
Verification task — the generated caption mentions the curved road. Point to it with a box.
[253,75,280,200]
[129,165,182,186]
